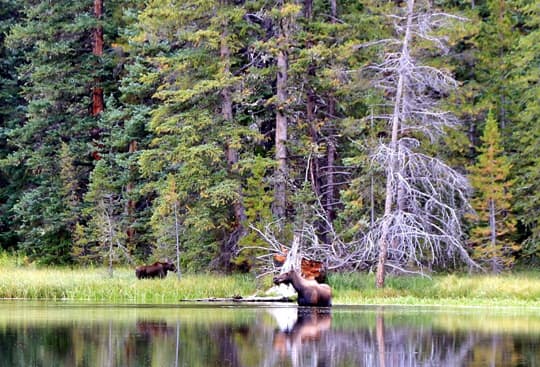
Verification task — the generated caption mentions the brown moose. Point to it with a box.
[273,269,332,307]
[135,261,176,279]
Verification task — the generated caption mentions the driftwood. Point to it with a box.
[180,296,294,303]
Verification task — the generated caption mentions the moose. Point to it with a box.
[135,261,176,279]
[273,269,332,307]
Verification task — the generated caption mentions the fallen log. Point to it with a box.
[180,296,294,303]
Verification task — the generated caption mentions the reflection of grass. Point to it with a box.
[0,301,261,326]
[2,262,540,306]
[330,306,540,335]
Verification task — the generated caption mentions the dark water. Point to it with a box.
[1,301,539,367]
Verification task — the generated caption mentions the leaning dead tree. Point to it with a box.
[362,0,477,287]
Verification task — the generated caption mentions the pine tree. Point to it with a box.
[509,0,540,260]
[468,111,517,272]
[136,0,258,270]
[0,0,24,249]
[5,0,107,262]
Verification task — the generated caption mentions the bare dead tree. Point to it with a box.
[363,0,477,287]
[96,195,132,277]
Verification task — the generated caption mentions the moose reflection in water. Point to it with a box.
[1,303,540,367]
[270,307,332,363]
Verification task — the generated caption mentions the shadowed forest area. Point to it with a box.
[0,0,539,286]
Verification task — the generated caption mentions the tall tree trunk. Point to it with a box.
[305,0,316,194]
[307,86,320,199]
[174,201,182,279]
[376,0,414,288]
[126,140,137,248]
[330,0,337,22]
[304,0,313,18]
[92,0,104,116]
[274,30,289,223]
[324,1,339,231]
[325,99,337,223]
[489,198,497,273]
[219,14,246,270]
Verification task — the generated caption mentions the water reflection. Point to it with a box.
[0,301,539,366]
[270,308,332,365]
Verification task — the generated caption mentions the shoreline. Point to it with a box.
[1,266,540,307]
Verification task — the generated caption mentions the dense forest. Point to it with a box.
[0,0,538,283]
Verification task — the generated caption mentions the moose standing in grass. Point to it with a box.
[135,261,176,279]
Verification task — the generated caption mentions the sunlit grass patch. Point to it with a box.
[329,271,540,306]
[0,266,258,303]
[2,253,540,306]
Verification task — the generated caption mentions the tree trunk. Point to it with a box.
[92,0,104,116]
[489,198,497,273]
[376,0,414,288]
[220,19,246,270]
[174,201,182,279]
[330,0,337,22]
[307,76,320,199]
[274,38,289,222]
[304,0,313,19]
[126,140,137,247]
[221,30,245,228]
[325,99,337,223]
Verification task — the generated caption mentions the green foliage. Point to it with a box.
[0,0,538,274]
[0,0,25,250]
[136,0,263,269]
[3,0,101,262]
[468,111,518,271]
[509,1,540,259]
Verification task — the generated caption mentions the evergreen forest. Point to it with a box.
[0,0,538,284]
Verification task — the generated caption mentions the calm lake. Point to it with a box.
[0,301,539,367]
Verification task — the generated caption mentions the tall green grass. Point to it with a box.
[330,272,540,306]
[0,266,259,303]
[2,252,540,306]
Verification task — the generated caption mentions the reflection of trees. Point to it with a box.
[1,308,540,366]
[266,308,540,367]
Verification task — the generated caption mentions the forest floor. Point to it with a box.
[1,261,540,307]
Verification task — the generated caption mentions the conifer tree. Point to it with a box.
[136,0,258,270]
[468,111,517,272]
[509,0,540,259]
[5,0,98,262]
[5,0,132,262]
[0,0,24,249]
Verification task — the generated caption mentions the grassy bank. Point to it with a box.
[330,271,540,307]
[1,260,540,306]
